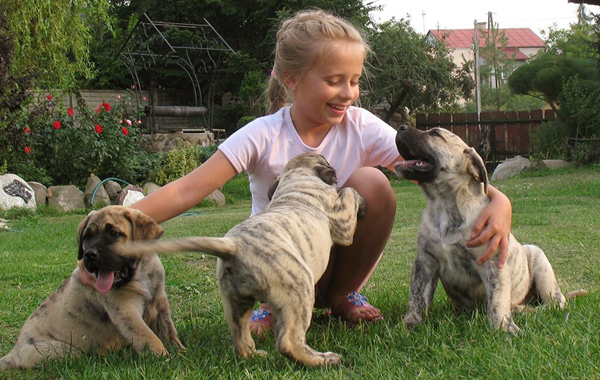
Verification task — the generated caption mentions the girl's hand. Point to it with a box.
[466,185,512,268]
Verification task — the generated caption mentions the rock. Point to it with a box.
[117,185,145,206]
[143,182,161,195]
[0,174,36,211]
[104,180,123,202]
[28,181,47,207]
[540,159,571,170]
[491,156,539,181]
[205,189,226,206]
[47,185,85,212]
[84,175,111,207]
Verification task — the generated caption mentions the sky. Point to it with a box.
[371,0,590,37]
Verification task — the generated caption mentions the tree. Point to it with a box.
[508,53,599,121]
[542,6,599,60]
[3,0,112,90]
[95,0,378,93]
[478,19,517,111]
[0,7,36,167]
[363,18,474,125]
[88,0,380,131]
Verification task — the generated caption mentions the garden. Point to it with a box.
[1,0,600,379]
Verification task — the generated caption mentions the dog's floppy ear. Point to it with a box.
[464,147,488,194]
[315,163,337,186]
[124,209,164,240]
[77,211,95,260]
[267,176,281,201]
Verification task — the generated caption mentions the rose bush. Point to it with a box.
[11,91,155,187]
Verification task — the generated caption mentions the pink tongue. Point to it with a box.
[96,271,115,294]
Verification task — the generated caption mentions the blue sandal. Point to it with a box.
[249,304,274,334]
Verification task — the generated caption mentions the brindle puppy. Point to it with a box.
[394,125,568,334]
[0,206,184,370]
[117,153,366,367]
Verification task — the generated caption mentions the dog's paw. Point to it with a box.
[357,198,367,219]
[321,352,342,366]
[500,320,521,335]
[253,349,268,357]
[147,346,169,357]
[402,313,422,328]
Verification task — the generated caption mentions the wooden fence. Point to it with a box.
[415,109,557,165]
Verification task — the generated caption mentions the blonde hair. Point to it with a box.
[266,9,369,114]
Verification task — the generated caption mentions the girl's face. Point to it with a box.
[286,41,364,131]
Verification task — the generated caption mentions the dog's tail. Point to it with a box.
[566,289,588,299]
[115,237,237,261]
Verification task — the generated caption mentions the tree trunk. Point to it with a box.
[384,90,408,124]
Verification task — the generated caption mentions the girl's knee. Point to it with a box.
[344,167,396,210]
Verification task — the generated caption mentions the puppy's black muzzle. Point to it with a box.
[82,235,137,288]
[395,125,437,183]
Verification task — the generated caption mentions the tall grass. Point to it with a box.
[0,165,599,379]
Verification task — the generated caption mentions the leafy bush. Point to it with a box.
[533,77,600,164]
[147,146,199,186]
[569,140,600,165]
[561,77,600,139]
[146,144,251,204]
[533,119,571,160]
[10,91,150,187]
[147,145,218,186]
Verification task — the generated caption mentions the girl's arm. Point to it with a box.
[130,150,238,224]
[467,184,513,268]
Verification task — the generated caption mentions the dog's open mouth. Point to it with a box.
[394,144,435,174]
[87,263,135,294]
[395,159,432,172]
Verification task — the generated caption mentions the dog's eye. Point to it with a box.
[105,225,123,239]
[430,130,442,137]
[109,230,122,238]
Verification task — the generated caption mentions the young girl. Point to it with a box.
[129,9,512,334]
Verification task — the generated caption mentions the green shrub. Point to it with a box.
[561,77,600,139]
[569,140,600,165]
[533,119,571,160]
[237,115,256,128]
[147,145,219,187]
[533,78,600,164]
[145,145,251,204]
[196,145,218,163]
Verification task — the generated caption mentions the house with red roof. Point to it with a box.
[426,28,546,87]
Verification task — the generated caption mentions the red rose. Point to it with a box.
[95,124,103,134]
[24,126,30,134]
[96,102,112,112]
[68,108,74,117]
[24,146,31,154]
[121,127,129,136]
[53,120,62,130]
[46,95,52,101]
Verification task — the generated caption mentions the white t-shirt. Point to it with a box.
[218,106,400,215]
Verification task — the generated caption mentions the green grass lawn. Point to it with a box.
[1,166,599,379]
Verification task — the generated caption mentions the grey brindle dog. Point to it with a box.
[394,125,567,334]
[118,152,366,367]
